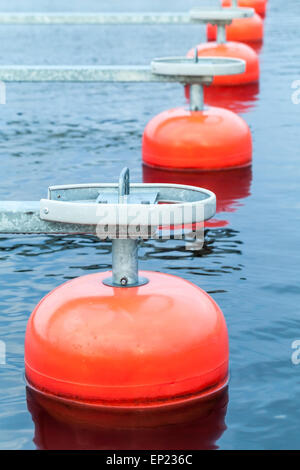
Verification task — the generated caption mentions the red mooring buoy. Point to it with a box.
[187,7,260,86]
[142,56,252,171]
[24,169,229,425]
[25,271,229,409]
[143,106,252,171]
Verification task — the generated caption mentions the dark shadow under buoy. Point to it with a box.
[27,386,228,450]
[143,165,252,228]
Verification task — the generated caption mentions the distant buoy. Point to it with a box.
[187,42,259,86]
[142,106,252,171]
[25,170,229,416]
[206,13,264,45]
[142,56,252,171]
[222,0,267,17]
[25,271,229,407]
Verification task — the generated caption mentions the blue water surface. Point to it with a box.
[0,0,299,450]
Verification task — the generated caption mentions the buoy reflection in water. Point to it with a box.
[27,386,228,450]
[143,165,252,228]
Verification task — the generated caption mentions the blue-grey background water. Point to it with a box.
[0,0,299,450]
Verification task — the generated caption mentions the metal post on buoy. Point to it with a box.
[217,24,227,44]
[189,50,204,112]
[106,168,148,288]
[111,238,139,287]
[189,83,204,110]
[189,6,254,45]
[111,168,139,287]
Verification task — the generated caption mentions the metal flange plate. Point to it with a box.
[39,183,216,236]
[189,7,254,23]
[151,57,246,78]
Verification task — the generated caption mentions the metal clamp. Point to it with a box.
[0,168,216,288]
[151,56,245,78]
[190,6,254,44]
[40,174,216,229]
[38,167,214,288]
[151,55,245,111]
[189,7,254,23]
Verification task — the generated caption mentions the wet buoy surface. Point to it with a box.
[187,42,259,86]
[206,13,264,44]
[25,271,229,407]
[222,0,267,17]
[142,106,252,171]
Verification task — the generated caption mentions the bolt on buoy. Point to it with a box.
[103,167,148,288]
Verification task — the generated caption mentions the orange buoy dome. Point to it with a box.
[206,13,264,44]
[142,106,252,171]
[25,271,229,407]
[222,0,267,17]
[187,42,259,86]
